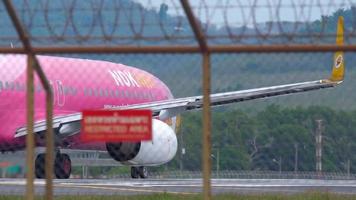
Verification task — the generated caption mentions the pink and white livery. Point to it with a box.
[0,18,346,179]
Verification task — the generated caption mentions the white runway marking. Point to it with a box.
[1,178,356,195]
[2,178,356,187]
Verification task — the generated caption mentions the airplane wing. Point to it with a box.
[14,17,345,141]
[119,78,343,119]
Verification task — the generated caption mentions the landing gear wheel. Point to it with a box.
[55,153,71,179]
[138,166,148,179]
[35,153,45,179]
[131,167,139,179]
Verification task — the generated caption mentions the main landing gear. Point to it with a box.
[35,151,72,179]
[131,166,148,179]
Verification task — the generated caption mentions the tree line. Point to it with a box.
[168,105,356,173]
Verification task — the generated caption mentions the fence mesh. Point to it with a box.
[0,0,356,197]
[1,0,356,46]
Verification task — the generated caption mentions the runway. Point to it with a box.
[1,178,356,196]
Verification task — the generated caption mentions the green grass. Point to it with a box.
[1,193,356,200]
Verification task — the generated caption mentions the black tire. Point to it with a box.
[138,166,148,179]
[55,153,71,179]
[35,153,46,179]
[131,167,139,179]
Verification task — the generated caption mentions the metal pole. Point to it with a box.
[202,53,212,199]
[180,1,211,199]
[45,92,54,198]
[179,132,184,172]
[294,143,298,172]
[347,159,350,178]
[26,56,35,200]
[315,119,323,174]
[1,167,6,178]
[279,156,282,174]
[216,148,220,179]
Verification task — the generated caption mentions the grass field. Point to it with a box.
[1,193,356,200]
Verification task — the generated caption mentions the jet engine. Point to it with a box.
[106,119,177,166]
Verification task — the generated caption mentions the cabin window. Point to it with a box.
[5,81,14,91]
[150,92,156,101]
[140,92,145,99]
[64,86,76,95]
[15,82,25,91]
[63,87,69,95]
[84,88,92,96]
[115,90,120,98]
[98,88,107,97]
[138,91,144,100]
[148,92,153,100]
[36,84,43,93]
[133,90,138,99]
[129,91,134,99]
[104,89,109,97]
[145,91,150,99]
[93,88,98,97]
[73,87,78,95]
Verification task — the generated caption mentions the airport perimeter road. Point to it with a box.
[0,179,356,196]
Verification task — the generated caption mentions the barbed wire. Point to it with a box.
[0,0,355,46]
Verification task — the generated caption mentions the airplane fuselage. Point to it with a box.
[0,54,173,152]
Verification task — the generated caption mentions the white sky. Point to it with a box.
[133,0,354,26]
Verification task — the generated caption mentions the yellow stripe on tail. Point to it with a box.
[329,16,345,82]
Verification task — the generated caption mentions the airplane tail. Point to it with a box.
[329,16,345,82]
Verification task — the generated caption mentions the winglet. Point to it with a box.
[329,16,345,82]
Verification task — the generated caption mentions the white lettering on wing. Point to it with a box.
[109,70,141,88]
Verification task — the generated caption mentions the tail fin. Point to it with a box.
[329,16,345,82]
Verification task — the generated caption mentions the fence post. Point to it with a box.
[180,1,211,199]
[26,56,35,200]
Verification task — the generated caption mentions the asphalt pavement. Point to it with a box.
[0,178,356,196]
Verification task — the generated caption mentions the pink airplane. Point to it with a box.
[0,18,345,179]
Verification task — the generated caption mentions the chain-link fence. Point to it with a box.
[0,0,356,199]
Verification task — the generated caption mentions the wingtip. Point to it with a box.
[329,16,345,82]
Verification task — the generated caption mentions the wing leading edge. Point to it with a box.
[123,79,341,120]
[15,17,345,140]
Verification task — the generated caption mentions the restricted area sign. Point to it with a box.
[81,110,152,142]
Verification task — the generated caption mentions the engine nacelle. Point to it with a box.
[106,119,177,166]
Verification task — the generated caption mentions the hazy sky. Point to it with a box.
[133,0,353,26]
